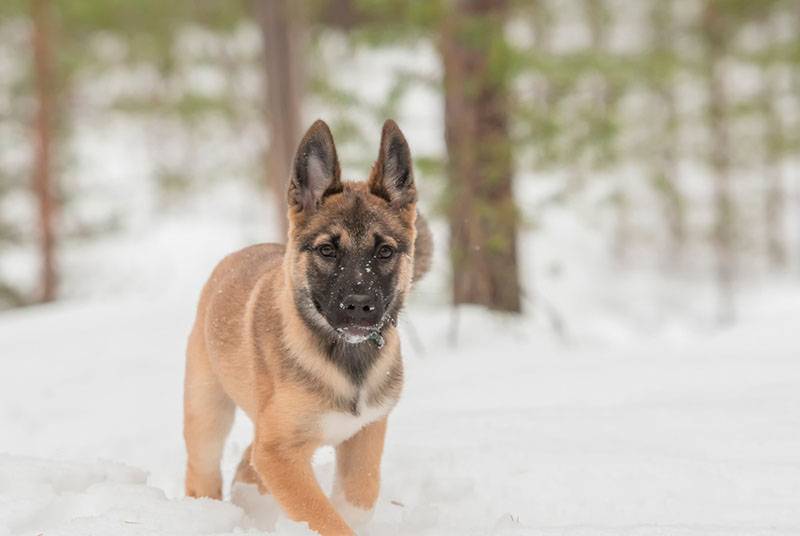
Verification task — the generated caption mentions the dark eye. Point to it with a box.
[317,244,336,258]
[376,245,394,259]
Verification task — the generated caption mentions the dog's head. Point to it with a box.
[285,119,418,345]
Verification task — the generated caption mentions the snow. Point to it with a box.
[1,253,800,534]
[0,455,263,536]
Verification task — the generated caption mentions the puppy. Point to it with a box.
[183,119,431,535]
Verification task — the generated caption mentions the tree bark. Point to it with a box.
[703,1,735,322]
[31,0,57,303]
[586,0,627,264]
[795,3,800,275]
[254,0,304,238]
[761,16,787,270]
[441,0,521,312]
[651,0,685,268]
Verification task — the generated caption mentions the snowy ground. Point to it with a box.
[1,227,800,535]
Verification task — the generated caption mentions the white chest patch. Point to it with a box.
[318,394,395,446]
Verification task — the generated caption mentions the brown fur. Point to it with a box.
[183,120,431,535]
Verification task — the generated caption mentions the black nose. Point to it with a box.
[341,294,381,325]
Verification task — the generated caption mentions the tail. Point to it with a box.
[412,211,433,283]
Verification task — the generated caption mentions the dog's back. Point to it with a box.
[187,243,283,418]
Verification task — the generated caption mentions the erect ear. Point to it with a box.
[369,119,416,207]
[288,119,343,213]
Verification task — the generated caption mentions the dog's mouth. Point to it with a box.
[336,325,373,342]
[336,325,385,347]
[311,295,385,347]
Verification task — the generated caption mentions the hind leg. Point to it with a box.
[233,443,269,494]
[232,442,282,531]
[183,328,235,499]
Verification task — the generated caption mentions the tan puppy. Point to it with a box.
[183,119,432,535]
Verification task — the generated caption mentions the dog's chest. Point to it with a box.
[318,392,395,446]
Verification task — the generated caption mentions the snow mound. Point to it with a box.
[0,455,315,536]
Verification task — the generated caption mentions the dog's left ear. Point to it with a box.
[289,119,343,214]
[369,119,416,207]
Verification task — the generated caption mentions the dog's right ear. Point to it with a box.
[288,119,342,213]
[369,119,416,208]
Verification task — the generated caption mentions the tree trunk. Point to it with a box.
[532,0,556,109]
[586,0,627,263]
[795,3,800,276]
[254,0,304,238]
[651,0,685,268]
[761,17,787,270]
[795,3,800,275]
[31,0,57,303]
[441,0,521,312]
[703,1,735,322]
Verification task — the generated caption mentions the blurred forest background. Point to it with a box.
[1,0,800,330]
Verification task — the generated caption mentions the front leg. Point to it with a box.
[253,434,353,536]
[332,418,388,528]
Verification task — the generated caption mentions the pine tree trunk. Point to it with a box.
[652,0,685,268]
[761,17,787,270]
[532,0,556,109]
[31,0,57,303]
[795,3,800,275]
[441,0,521,312]
[255,0,304,238]
[586,0,627,263]
[703,1,735,322]
[529,0,555,302]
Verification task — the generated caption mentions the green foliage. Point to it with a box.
[319,0,444,45]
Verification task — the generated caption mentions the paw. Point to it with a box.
[185,470,222,500]
[331,481,374,528]
[231,482,280,531]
